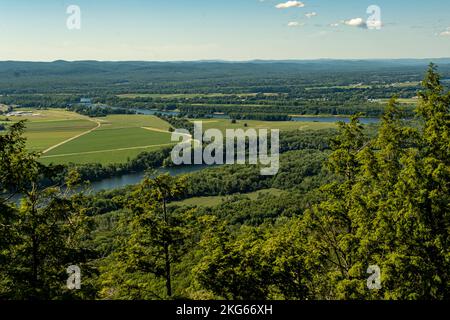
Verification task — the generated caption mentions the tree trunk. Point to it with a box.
[162,195,172,297]
[164,243,172,297]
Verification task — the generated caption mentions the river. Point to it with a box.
[133,108,379,124]
[89,165,208,192]
[9,165,209,204]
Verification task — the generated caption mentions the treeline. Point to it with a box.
[229,113,291,121]
[69,105,136,117]
[183,149,330,198]
[177,102,398,117]
[0,94,79,108]
[155,114,194,134]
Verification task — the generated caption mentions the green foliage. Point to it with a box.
[1,63,449,301]
[303,64,450,299]
[1,123,92,300]
[193,217,324,299]
[70,105,136,117]
[98,174,195,299]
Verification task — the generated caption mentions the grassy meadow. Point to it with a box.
[194,118,337,133]
[173,188,286,207]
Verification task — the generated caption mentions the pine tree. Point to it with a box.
[1,122,90,299]
[306,64,449,299]
[99,174,193,299]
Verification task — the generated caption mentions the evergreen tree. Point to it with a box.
[98,174,194,299]
[305,64,449,299]
[0,122,91,299]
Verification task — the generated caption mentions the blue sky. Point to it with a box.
[0,0,449,61]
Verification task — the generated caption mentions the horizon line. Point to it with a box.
[2,57,450,64]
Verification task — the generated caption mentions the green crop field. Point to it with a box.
[40,114,175,165]
[193,118,337,133]
[4,109,98,152]
[94,114,172,131]
[117,93,280,99]
[40,143,170,165]
[43,127,171,155]
[25,119,98,152]
[5,109,176,165]
[380,98,419,105]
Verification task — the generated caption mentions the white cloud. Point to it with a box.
[344,17,367,28]
[275,1,305,9]
[305,12,317,18]
[439,27,450,37]
[288,21,304,27]
[329,23,340,27]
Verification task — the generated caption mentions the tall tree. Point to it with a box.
[99,174,193,299]
[305,64,449,299]
[0,122,90,300]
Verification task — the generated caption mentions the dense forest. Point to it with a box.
[1,60,450,94]
[1,65,448,300]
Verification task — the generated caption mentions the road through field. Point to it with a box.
[142,127,201,147]
[141,126,174,134]
[42,118,101,154]
[41,142,177,159]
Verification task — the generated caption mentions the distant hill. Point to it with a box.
[0,59,449,94]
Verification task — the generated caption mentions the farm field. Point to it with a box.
[117,92,281,99]
[194,118,337,133]
[380,97,419,105]
[40,114,175,165]
[305,81,420,91]
[4,109,175,165]
[173,188,286,207]
[4,109,98,152]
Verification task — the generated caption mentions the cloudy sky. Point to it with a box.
[0,0,449,61]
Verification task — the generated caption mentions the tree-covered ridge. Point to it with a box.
[0,65,448,300]
[2,60,449,120]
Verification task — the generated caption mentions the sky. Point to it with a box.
[0,0,449,61]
